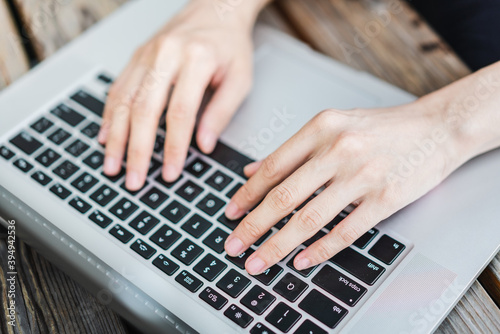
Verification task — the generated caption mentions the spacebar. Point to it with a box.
[329,247,385,285]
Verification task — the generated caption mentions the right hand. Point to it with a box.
[99,0,256,190]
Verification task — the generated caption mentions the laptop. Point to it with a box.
[1,1,499,333]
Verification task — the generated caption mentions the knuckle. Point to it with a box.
[238,183,259,204]
[311,110,337,131]
[297,207,323,233]
[268,185,297,212]
[336,223,360,246]
[167,104,192,122]
[265,239,288,260]
[185,41,214,62]
[241,219,263,240]
[261,155,281,180]
[315,240,336,262]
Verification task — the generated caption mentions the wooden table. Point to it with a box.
[1,0,499,333]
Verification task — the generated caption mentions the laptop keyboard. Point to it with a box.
[0,73,409,333]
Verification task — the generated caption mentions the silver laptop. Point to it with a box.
[1,1,499,333]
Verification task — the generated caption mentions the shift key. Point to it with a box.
[329,247,385,285]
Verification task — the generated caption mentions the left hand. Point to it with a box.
[223,101,464,275]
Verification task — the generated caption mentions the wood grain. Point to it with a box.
[479,253,500,307]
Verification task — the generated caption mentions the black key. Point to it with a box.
[294,320,328,334]
[51,104,85,126]
[203,228,229,254]
[69,196,91,213]
[368,234,405,265]
[275,214,292,230]
[251,323,276,334]
[71,90,105,117]
[185,158,211,178]
[217,214,243,230]
[90,185,118,206]
[175,180,203,202]
[155,173,182,189]
[71,172,98,193]
[330,247,385,285]
[0,146,14,160]
[53,160,79,180]
[205,170,233,192]
[175,270,203,293]
[299,290,348,329]
[224,304,253,329]
[140,187,168,209]
[31,171,52,186]
[196,193,225,216]
[254,230,272,247]
[81,122,100,138]
[273,273,308,302]
[241,285,276,315]
[194,254,227,282]
[171,239,204,265]
[312,265,366,307]
[89,210,112,228]
[266,302,301,333]
[30,117,53,134]
[120,181,148,196]
[102,168,125,183]
[160,200,190,224]
[97,73,113,84]
[48,128,71,145]
[50,183,71,199]
[129,211,160,235]
[182,214,212,238]
[216,269,251,298]
[131,239,157,259]
[226,248,254,270]
[287,252,317,277]
[35,148,61,167]
[325,211,349,231]
[109,198,139,220]
[148,158,162,175]
[199,287,228,310]
[153,254,179,276]
[303,230,327,247]
[10,132,42,155]
[153,134,164,154]
[353,228,379,249]
[83,151,104,169]
[65,139,90,157]
[226,182,242,199]
[149,225,181,250]
[109,224,134,243]
[255,265,283,286]
[13,158,33,173]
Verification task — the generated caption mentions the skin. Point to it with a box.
[100,0,500,275]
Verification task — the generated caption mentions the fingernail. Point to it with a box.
[295,257,311,271]
[201,131,217,153]
[225,202,243,220]
[163,164,179,182]
[97,128,107,144]
[103,157,119,175]
[126,171,141,190]
[246,257,266,275]
[225,237,244,256]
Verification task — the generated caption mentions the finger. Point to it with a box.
[243,161,262,178]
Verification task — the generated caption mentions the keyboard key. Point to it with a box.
[70,90,105,117]
[175,270,203,293]
[312,265,366,307]
[90,185,118,206]
[353,228,379,249]
[149,225,181,250]
[217,214,243,230]
[368,234,405,265]
[50,183,71,199]
[155,173,182,189]
[129,211,160,235]
[31,117,54,134]
[89,210,112,228]
[182,214,212,238]
[254,230,272,247]
[303,230,326,247]
[97,73,113,84]
[31,171,52,186]
[10,132,42,155]
[273,273,308,302]
[205,170,233,192]
[48,128,71,145]
[330,247,385,285]
[196,193,225,216]
[266,302,301,333]
[160,200,190,224]
[203,228,229,254]
[71,172,98,193]
[65,139,90,157]
[153,134,164,154]
[13,158,33,173]
[241,285,276,315]
[251,323,276,334]
[153,254,180,276]
[109,224,134,243]
[185,158,211,178]
[0,146,15,160]
[224,304,253,329]
[81,122,100,138]
[83,151,104,169]
[255,265,283,286]
[287,252,317,277]
[226,182,242,199]
[140,187,168,209]
[294,320,328,334]
[51,104,85,126]
[131,239,157,259]
[101,168,125,183]
[275,214,292,230]
[35,148,61,167]
[194,254,227,281]
[216,269,251,298]
[171,239,204,265]
[199,287,228,310]
[226,248,254,270]
[109,198,139,220]
[147,158,162,175]
[69,196,91,213]
[325,211,349,231]
[299,290,347,329]
[120,181,148,196]
[53,160,79,180]
[176,180,203,202]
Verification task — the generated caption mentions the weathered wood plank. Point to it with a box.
[479,253,500,307]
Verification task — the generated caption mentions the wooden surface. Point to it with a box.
[0,0,498,333]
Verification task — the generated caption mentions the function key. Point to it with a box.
[254,265,283,286]
[131,239,157,259]
[129,211,160,235]
[153,254,180,276]
[140,187,168,209]
[205,170,233,192]
[312,265,366,307]
[10,132,42,155]
[250,323,276,334]
[65,139,90,157]
[175,180,203,202]
[89,210,113,228]
[0,146,15,160]
[224,304,253,329]
[81,122,100,138]
[50,183,71,199]
[83,151,104,169]
[203,228,229,254]
[299,289,348,329]
[217,214,243,230]
[109,224,134,243]
[48,128,71,145]
[241,285,276,315]
[109,198,139,220]
[171,239,204,265]
[226,248,254,270]
[226,182,242,199]
[287,252,317,277]
[175,270,203,293]
[71,172,98,193]
[368,234,405,265]
[216,269,251,298]
[330,247,385,285]
[199,287,228,310]
[149,224,181,250]
[53,160,79,180]
[90,185,118,206]
[35,148,61,167]
[193,253,227,281]
[30,117,54,134]
[69,196,91,214]
[155,173,182,189]
[273,273,308,303]
[181,214,212,239]
[185,158,211,178]
[102,167,125,183]
[196,193,225,216]
[70,90,105,117]
[265,302,301,333]
[160,200,190,224]
[353,228,379,249]
[13,158,33,173]
[31,171,52,186]
[294,320,327,334]
[50,104,85,127]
